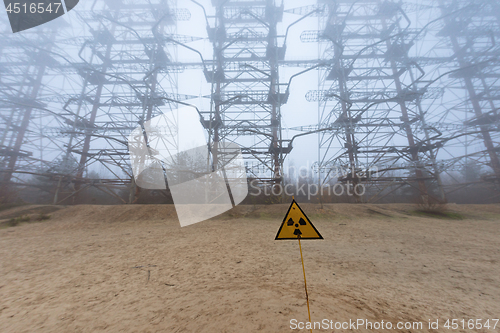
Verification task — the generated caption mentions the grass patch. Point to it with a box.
[0,206,60,220]
[256,212,276,219]
[35,213,51,221]
[1,213,51,228]
[413,210,464,220]
[366,208,392,218]
[7,215,31,227]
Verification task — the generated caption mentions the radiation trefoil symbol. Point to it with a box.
[4,0,80,33]
[287,216,307,236]
[128,106,248,227]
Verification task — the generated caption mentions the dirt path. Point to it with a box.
[0,204,499,332]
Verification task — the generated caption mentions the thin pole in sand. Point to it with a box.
[298,235,312,333]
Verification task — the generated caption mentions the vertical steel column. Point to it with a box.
[206,0,286,185]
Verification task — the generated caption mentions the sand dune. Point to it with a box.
[0,203,499,332]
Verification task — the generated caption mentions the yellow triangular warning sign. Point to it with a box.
[275,199,323,240]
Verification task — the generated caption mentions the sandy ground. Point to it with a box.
[0,203,499,333]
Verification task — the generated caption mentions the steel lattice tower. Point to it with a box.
[1,0,191,203]
[293,0,447,203]
[203,0,288,185]
[0,19,67,200]
[59,0,188,203]
[433,0,500,194]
